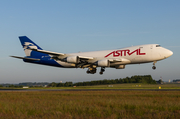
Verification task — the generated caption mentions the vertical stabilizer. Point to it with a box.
[19,36,48,58]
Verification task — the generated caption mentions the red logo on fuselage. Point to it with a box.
[105,49,146,57]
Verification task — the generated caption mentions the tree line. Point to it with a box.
[48,75,156,87]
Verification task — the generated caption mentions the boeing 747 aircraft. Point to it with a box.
[11,36,173,75]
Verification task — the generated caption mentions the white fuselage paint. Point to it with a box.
[56,44,173,68]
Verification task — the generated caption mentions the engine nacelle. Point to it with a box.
[97,59,110,67]
[66,56,79,63]
[115,65,125,69]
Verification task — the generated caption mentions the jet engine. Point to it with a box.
[115,65,125,69]
[97,59,110,67]
[65,56,80,63]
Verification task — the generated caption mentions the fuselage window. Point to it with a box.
[156,45,161,47]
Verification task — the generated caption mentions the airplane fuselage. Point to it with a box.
[12,36,173,74]
[24,44,172,68]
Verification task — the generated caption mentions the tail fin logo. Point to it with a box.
[23,42,38,56]
[23,42,38,50]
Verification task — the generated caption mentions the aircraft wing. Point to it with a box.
[108,58,130,62]
[29,48,129,67]
[76,57,130,68]
[78,56,94,60]
[30,49,94,60]
[31,49,65,56]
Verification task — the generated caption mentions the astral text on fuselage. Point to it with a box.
[105,49,146,57]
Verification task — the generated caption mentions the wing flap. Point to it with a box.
[109,59,122,62]
[108,58,130,62]
[108,58,130,65]
[78,56,94,60]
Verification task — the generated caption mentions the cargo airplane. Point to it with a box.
[11,36,173,75]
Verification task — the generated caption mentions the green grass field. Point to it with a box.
[0,90,180,118]
[75,83,180,89]
[25,83,180,90]
[1,83,180,90]
[0,83,180,118]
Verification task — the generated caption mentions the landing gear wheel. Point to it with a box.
[86,67,97,74]
[86,70,90,74]
[99,67,105,75]
[152,66,156,70]
[152,61,157,70]
[99,72,103,75]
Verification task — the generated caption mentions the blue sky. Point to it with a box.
[0,0,180,83]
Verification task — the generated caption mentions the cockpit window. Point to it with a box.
[156,45,161,47]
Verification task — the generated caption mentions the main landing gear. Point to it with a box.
[86,67,106,75]
[152,61,157,70]
[99,67,105,75]
[86,67,97,74]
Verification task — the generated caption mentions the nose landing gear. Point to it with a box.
[152,61,157,70]
[152,66,156,70]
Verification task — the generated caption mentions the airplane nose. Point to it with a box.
[166,50,173,58]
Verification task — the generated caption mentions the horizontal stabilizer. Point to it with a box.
[10,56,40,61]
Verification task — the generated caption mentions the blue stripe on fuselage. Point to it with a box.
[23,57,63,68]
[30,50,49,59]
